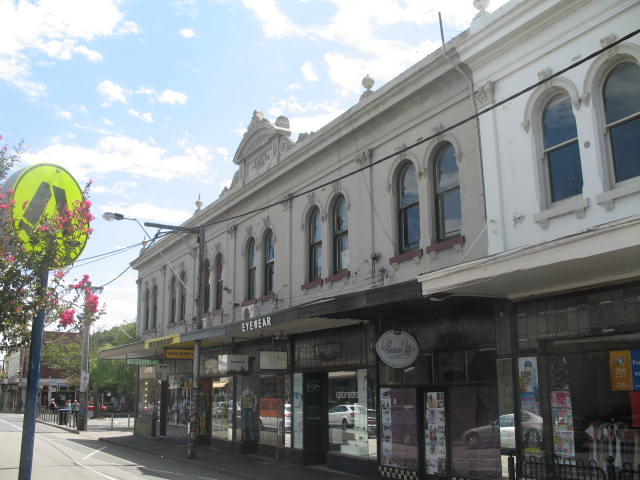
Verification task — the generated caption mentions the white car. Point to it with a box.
[328,404,365,429]
[259,403,291,432]
[462,411,543,449]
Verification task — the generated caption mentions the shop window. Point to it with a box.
[237,375,260,442]
[137,369,159,420]
[603,61,640,184]
[328,369,377,459]
[467,349,498,383]
[211,377,233,441]
[263,230,274,295]
[435,350,466,384]
[434,143,461,241]
[308,207,322,281]
[246,238,256,300]
[257,374,286,447]
[332,195,349,273]
[397,162,420,252]
[380,387,419,470]
[168,374,190,425]
[541,93,583,202]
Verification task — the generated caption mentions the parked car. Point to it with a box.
[259,403,291,432]
[328,404,371,429]
[87,401,107,412]
[462,411,543,449]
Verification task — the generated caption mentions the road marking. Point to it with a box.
[82,446,106,460]
[0,418,22,431]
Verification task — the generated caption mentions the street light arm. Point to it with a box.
[144,221,198,233]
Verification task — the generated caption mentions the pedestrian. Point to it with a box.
[72,399,80,427]
[48,398,57,411]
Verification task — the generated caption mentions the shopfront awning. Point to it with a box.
[417,216,640,300]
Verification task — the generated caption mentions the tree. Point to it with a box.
[90,322,137,411]
[0,136,95,350]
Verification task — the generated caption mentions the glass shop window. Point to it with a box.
[168,375,191,425]
[137,372,160,419]
[258,374,285,447]
[211,377,233,441]
[328,369,376,459]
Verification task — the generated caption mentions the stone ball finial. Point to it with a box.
[474,0,490,14]
[362,74,374,91]
[195,194,203,211]
[275,115,290,129]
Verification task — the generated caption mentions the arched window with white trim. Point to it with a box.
[434,143,461,241]
[263,230,274,295]
[397,162,420,252]
[246,238,256,300]
[309,207,322,281]
[333,195,348,273]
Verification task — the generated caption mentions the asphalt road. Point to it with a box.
[0,413,246,480]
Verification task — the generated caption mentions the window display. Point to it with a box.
[424,391,447,475]
[211,377,233,440]
[168,375,191,425]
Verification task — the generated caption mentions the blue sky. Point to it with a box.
[0,0,508,331]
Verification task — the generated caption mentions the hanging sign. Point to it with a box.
[126,358,158,366]
[165,348,194,359]
[259,351,287,370]
[218,354,249,374]
[610,350,633,391]
[376,330,419,368]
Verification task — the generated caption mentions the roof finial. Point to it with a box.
[195,194,203,213]
[474,0,490,16]
[360,75,375,101]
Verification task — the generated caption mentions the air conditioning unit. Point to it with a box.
[242,303,260,320]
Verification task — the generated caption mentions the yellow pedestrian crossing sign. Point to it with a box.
[3,163,89,268]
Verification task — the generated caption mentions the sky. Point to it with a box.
[0,0,509,332]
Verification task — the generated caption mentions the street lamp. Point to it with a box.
[104,212,206,459]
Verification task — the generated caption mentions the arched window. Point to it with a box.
[203,258,211,313]
[179,271,187,322]
[169,275,177,323]
[263,230,274,295]
[143,288,150,331]
[398,163,420,252]
[434,144,461,241]
[542,93,583,202]
[309,207,322,281]
[214,254,223,310]
[603,61,640,183]
[333,196,348,273]
[151,285,158,329]
[246,238,256,300]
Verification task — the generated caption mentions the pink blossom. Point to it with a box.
[59,309,75,326]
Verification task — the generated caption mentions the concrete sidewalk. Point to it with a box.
[96,433,362,480]
[37,417,362,480]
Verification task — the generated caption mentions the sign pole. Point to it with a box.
[18,270,48,480]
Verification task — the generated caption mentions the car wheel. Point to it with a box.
[524,429,541,446]
[466,432,480,449]
[342,418,348,430]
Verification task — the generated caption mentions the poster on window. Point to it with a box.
[424,391,447,475]
[380,388,418,470]
[550,355,575,458]
[518,357,541,416]
[293,373,303,449]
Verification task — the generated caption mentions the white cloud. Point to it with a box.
[102,117,114,126]
[58,110,72,119]
[158,89,188,105]
[241,0,303,38]
[128,108,154,123]
[180,28,195,38]
[137,87,157,96]
[21,135,214,182]
[301,61,318,82]
[0,0,138,97]
[98,80,129,105]
[92,179,139,196]
[286,83,301,91]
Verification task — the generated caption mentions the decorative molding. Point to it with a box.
[226,224,237,238]
[325,270,350,284]
[354,149,373,167]
[281,192,293,210]
[426,236,465,254]
[301,278,323,290]
[431,124,445,142]
[245,225,253,238]
[474,81,495,108]
[596,177,640,211]
[537,67,553,81]
[533,196,589,229]
[389,248,423,265]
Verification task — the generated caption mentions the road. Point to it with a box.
[0,413,244,480]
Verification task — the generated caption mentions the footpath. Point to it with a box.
[38,417,360,480]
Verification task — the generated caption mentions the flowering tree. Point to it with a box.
[0,135,98,350]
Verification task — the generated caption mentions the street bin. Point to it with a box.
[58,409,69,425]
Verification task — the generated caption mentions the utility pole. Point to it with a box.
[145,222,206,459]
[73,280,103,431]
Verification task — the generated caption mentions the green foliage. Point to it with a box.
[89,322,136,398]
[41,335,82,385]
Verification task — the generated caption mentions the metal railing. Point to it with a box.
[36,406,132,430]
[519,455,640,480]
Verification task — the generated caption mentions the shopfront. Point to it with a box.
[510,282,640,473]
[377,302,501,480]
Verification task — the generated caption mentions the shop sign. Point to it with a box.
[608,350,640,391]
[218,354,249,374]
[145,334,180,349]
[241,315,272,333]
[165,348,194,360]
[259,351,287,370]
[376,330,419,368]
[126,358,158,366]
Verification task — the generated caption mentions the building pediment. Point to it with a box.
[230,110,293,189]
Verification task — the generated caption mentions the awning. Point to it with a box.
[418,216,640,300]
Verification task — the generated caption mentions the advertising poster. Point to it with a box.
[424,391,447,475]
[380,388,418,470]
[518,357,541,416]
[550,391,575,458]
[293,373,303,449]
[610,350,633,391]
